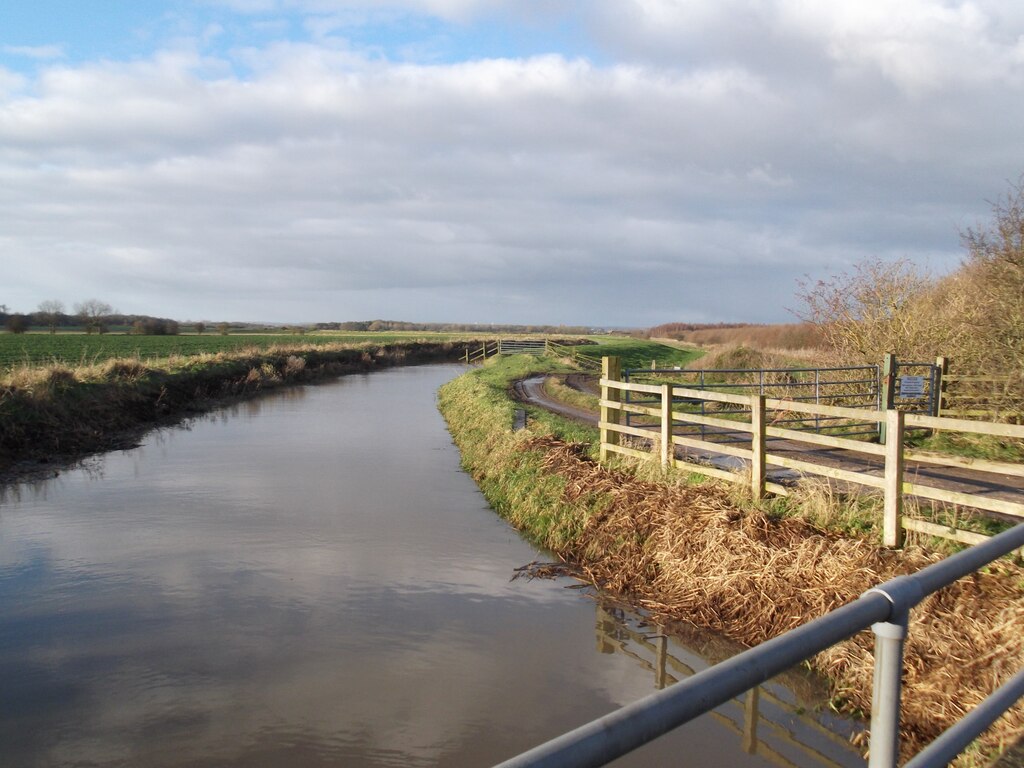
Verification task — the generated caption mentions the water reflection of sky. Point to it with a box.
[0,365,863,767]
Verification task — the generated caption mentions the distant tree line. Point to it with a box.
[642,322,762,339]
[315,320,594,334]
[3,308,597,338]
[643,322,824,350]
[1,299,185,336]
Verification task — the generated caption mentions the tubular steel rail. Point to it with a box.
[593,604,865,768]
[493,523,1024,768]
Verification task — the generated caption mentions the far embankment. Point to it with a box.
[0,338,486,480]
[0,333,683,484]
[0,329,491,370]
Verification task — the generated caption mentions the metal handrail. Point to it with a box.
[904,667,1024,768]
[494,523,1024,768]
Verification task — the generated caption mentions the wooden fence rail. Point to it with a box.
[598,357,1024,550]
[937,368,1021,421]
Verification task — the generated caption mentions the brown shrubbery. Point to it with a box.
[793,179,1024,418]
[529,436,1024,762]
[652,179,1024,419]
[648,322,825,351]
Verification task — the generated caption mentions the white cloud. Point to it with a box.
[3,44,66,60]
[1,2,1022,324]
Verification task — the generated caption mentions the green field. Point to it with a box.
[0,331,702,372]
[577,337,704,370]
[0,331,475,370]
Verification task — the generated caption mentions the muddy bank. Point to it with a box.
[0,341,475,484]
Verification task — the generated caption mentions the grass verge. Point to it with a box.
[439,355,1024,765]
[581,336,705,370]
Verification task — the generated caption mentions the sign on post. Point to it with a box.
[898,375,925,399]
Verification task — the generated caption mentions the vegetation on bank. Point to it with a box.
[0,330,484,370]
[647,180,1024,426]
[438,354,1024,764]
[0,340,477,472]
[646,321,825,351]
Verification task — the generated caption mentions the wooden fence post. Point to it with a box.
[879,352,897,444]
[599,356,622,463]
[934,356,949,418]
[751,394,766,500]
[883,409,905,548]
[660,384,672,469]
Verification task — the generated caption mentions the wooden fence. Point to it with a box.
[464,338,602,371]
[598,357,1024,549]
[938,366,1021,422]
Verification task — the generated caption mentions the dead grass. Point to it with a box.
[524,435,1024,763]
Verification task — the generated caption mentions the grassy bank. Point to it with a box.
[0,330,485,370]
[579,336,704,370]
[438,355,1024,764]
[0,340,477,474]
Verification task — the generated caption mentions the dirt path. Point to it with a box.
[514,374,1024,519]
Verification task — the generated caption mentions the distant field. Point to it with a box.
[0,331,473,369]
[0,331,695,372]
[579,337,704,370]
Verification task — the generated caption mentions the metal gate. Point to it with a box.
[622,357,942,445]
[623,364,881,444]
[890,359,941,418]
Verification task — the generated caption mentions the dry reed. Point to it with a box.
[524,435,1024,763]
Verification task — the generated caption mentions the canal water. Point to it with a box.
[0,365,864,767]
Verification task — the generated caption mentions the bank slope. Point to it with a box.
[438,356,1024,764]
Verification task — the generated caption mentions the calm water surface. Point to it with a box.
[0,365,864,767]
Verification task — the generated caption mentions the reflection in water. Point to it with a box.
[0,365,864,767]
[594,604,865,767]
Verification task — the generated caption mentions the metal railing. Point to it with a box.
[497,339,547,355]
[623,364,881,442]
[494,523,1024,768]
[593,603,865,767]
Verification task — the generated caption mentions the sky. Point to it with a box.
[2,1,1023,327]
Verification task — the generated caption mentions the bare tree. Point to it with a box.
[194,321,206,335]
[961,177,1024,373]
[74,299,114,335]
[37,299,65,334]
[5,315,29,334]
[794,258,948,362]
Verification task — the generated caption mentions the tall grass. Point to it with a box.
[648,323,825,351]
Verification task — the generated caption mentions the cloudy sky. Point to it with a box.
[2,1,1023,326]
